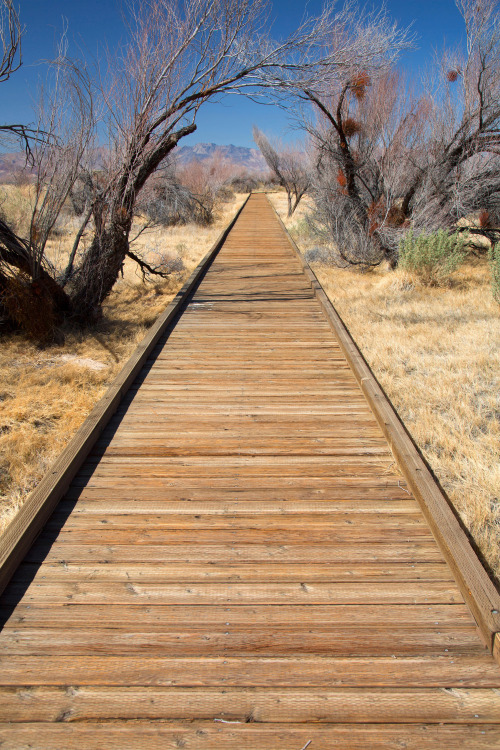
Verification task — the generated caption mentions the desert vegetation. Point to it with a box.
[252,127,311,216]
[255,1,500,274]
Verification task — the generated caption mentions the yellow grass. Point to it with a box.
[269,191,500,581]
[0,190,247,533]
[0,182,34,237]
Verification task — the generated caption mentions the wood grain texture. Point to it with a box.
[2,686,500,723]
[0,723,499,750]
[0,192,498,746]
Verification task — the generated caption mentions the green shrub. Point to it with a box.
[488,242,500,303]
[398,229,467,285]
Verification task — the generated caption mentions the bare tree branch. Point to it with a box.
[0,0,21,83]
[253,126,311,215]
[125,249,172,280]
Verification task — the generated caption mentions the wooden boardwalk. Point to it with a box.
[1,193,500,748]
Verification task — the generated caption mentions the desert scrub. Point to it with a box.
[313,261,500,581]
[489,242,500,303]
[304,246,334,264]
[399,229,467,285]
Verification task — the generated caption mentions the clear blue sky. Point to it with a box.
[3,1,467,149]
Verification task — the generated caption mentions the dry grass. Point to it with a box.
[0,182,34,236]
[269,191,500,582]
[0,189,247,533]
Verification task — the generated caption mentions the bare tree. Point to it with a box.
[253,126,311,215]
[256,4,412,265]
[304,69,430,266]
[301,0,500,267]
[403,0,500,244]
[0,40,95,339]
[0,0,20,82]
[67,0,347,323]
[292,0,500,266]
[29,57,95,279]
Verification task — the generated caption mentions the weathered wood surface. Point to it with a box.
[0,192,499,747]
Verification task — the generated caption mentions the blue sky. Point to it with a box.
[3,0,467,149]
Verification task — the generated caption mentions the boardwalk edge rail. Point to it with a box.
[268,195,500,660]
[0,195,250,598]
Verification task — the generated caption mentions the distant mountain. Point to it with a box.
[0,152,35,183]
[175,142,266,172]
[0,142,266,183]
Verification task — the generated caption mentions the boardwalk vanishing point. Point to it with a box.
[1,193,500,748]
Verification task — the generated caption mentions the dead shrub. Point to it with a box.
[148,250,185,276]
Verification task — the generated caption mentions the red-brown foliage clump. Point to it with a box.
[351,71,371,100]
[446,69,460,82]
[336,169,347,188]
[479,209,490,228]
[367,199,405,230]
[343,117,361,137]
[368,198,385,219]
[386,204,406,227]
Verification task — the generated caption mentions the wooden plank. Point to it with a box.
[62,487,416,503]
[13,561,452,583]
[2,603,476,629]
[0,626,483,656]
[1,581,463,606]
[2,653,499,687]
[1,686,500,723]
[69,477,419,491]
[23,542,449,564]
[57,499,421,514]
[36,528,438,545]
[78,455,399,471]
[46,510,429,530]
[0,723,499,750]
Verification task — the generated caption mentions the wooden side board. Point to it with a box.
[267,195,500,658]
[0,196,250,598]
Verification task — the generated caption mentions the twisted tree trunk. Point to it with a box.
[68,124,196,325]
[69,211,132,324]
